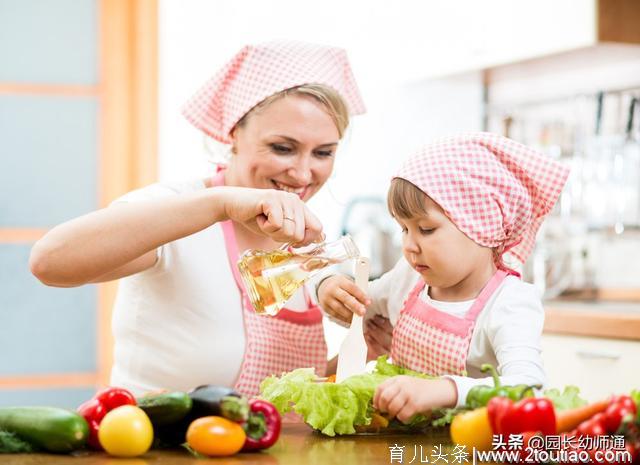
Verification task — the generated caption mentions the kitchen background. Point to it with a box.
[1,0,639,406]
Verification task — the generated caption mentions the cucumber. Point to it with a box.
[137,391,192,427]
[0,407,89,453]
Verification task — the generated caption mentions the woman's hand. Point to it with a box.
[220,187,323,245]
[373,377,458,424]
[317,275,370,323]
[364,316,393,361]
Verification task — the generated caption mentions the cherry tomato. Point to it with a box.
[610,395,637,412]
[604,396,638,433]
[98,405,153,457]
[186,416,246,457]
[577,416,606,438]
[604,403,635,433]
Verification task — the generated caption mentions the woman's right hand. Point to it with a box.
[317,275,371,323]
[30,185,324,287]
[221,187,323,245]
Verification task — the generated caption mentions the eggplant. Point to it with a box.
[188,385,249,421]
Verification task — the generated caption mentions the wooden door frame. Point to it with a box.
[99,0,158,386]
[0,0,157,391]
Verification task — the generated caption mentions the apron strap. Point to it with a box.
[214,170,319,323]
[399,278,427,315]
[211,170,249,296]
[463,269,509,322]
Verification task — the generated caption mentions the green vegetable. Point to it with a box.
[260,367,371,435]
[543,385,587,411]
[430,407,467,427]
[259,356,433,436]
[0,430,35,453]
[0,407,89,453]
[465,364,537,409]
[137,391,192,426]
[631,389,640,422]
[372,355,432,378]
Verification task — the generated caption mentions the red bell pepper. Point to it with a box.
[77,387,137,449]
[241,399,281,452]
[488,396,557,439]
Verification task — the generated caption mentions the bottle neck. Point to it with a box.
[320,235,360,262]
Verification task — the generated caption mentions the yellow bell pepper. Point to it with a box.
[449,407,493,452]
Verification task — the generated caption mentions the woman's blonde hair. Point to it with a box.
[233,84,350,138]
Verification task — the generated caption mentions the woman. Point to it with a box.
[30,41,370,396]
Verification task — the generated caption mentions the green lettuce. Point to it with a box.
[543,385,587,411]
[371,355,432,378]
[259,356,433,436]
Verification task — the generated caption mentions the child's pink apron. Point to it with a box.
[391,270,508,376]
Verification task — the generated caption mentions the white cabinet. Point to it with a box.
[541,333,640,402]
[415,0,640,79]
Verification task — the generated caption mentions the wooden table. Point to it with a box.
[1,422,494,465]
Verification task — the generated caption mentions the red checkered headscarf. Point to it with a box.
[394,133,570,265]
[181,41,366,144]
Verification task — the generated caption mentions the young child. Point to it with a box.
[318,133,570,423]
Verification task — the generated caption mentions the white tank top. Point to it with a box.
[109,179,309,394]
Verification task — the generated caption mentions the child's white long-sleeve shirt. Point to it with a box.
[366,258,546,408]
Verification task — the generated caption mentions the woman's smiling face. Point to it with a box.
[226,94,340,202]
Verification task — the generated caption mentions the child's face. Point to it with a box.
[396,196,494,293]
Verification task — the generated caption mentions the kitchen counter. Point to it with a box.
[543,300,640,340]
[1,422,497,465]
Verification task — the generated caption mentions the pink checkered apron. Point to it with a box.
[212,171,327,397]
[391,270,508,376]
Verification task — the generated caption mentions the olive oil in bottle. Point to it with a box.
[238,235,360,316]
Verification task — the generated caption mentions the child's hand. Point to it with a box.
[373,376,458,424]
[365,316,393,360]
[317,275,371,324]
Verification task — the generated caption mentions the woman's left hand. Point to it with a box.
[373,376,458,424]
[364,316,393,361]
